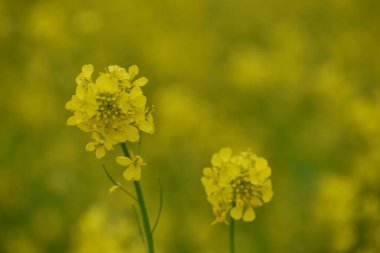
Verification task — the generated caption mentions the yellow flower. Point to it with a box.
[127,65,148,88]
[116,154,146,181]
[66,64,155,158]
[75,64,94,88]
[107,65,130,82]
[201,148,273,224]
[85,132,114,159]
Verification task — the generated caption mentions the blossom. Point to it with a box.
[201,148,273,224]
[116,154,146,181]
[65,64,154,158]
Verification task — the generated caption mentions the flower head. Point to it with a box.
[116,153,146,181]
[201,148,273,224]
[66,64,154,158]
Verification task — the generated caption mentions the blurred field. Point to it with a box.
[1,0,380,252]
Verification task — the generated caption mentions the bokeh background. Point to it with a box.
[1,0,380,252]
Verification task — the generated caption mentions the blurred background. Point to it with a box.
[1,0,380,252]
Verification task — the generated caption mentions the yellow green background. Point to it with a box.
[1,0,379,252]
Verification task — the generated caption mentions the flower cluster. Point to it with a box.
[201,148,273,224]
[65,64,154,159]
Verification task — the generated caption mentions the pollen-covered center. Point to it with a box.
[231,171,257,203]
[96,93,123,122]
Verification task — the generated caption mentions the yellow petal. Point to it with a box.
[124,125,140,142]
[65,98,77,110]
[203,167,213,177]
[92,132,102,142]
[211,154,222,167]
[83,103,97,117]
[108,65,130,80]
[230,206,243,220]
[86,142,96,151]
[251,196,263,206]
[75,84,86,98]
[203,181,218,195]
[129,65,139,79]
[116,156,132,166]
[219,168,231,185]
[220,147,232,161]
[123,165,141,181]
[261,166,271,179]
[132,77,148,87]
[134,167,142,181]
[143,113,154,134]
[243,207,256,222]
[130,86,143,96]
[108,185,120,194]
[256,157,268,170]
[133,95,147,108]
[118,98,130,114]
[103,138,115,151]
[240,157,251,169]
[75,74,84,85]
[138,119,153,134]
[227,164,240,178]
[263,189,273,203]
[67,116,79,126]
[82,64,94,80]
[96,74,118,93]
[95,146,105,159]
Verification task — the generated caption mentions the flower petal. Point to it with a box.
[123,165,141,181]
[263,189,273,203]
[230,206,243,220]
[67,115,80,126]
[133,95,147,108]
[96,74,118,93]
[116,156,132,166]
[261,166,271,179]
[82,64,94,80]
[130,86,143,96]
[203,167,213,177]
[108,65,130,80]
[138,119,154,134]
[85,142,96,151]
[95,146,105,159]
[243,206,256,222]
[256,157,268,170]
[124,125,140,142]
[129,65,139,79]
[108,185,120,194]
[220,147,232,161]
[132,77,148,87]
[211,154,222,167]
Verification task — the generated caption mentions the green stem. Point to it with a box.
[230,218,235,253]
[133,181,154,253]
[121,143,155,253]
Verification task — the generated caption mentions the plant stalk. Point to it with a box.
[230,218,235,253]
[121,142,155,253]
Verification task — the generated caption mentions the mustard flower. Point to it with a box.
[65,64,154,158]
[201,148,273,224]
[116,153,146,181]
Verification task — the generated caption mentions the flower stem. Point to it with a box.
[121,142,155,253]
[230,218,235,253]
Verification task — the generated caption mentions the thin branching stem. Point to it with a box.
[151,176,163,234]
[132,203,145,243]
[102,164,137,201]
